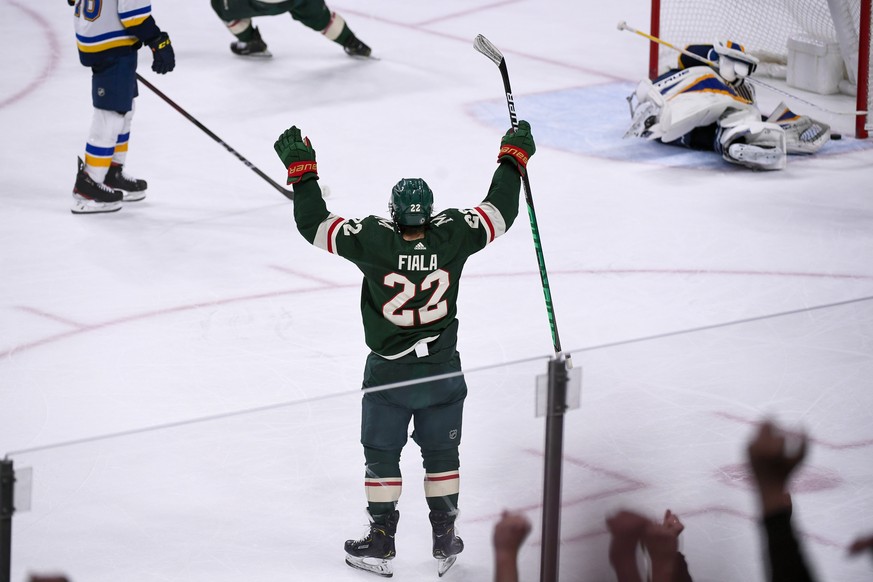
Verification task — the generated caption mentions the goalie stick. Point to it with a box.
[135,73,295,201]
[473,35,572,370]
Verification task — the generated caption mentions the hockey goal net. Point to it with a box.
[650,0,872,137]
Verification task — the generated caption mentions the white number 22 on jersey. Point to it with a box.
[383,270,449,326]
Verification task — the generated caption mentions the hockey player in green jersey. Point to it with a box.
[274,121,535,577]
[211,0,371,58]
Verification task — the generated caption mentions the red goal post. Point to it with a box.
[649,0,872,138]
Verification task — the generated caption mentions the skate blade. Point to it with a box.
[71,198,122,214]
[235,50,272,58]
[122,191,146,202]
[345,555,393,577]
[437,555,457,577]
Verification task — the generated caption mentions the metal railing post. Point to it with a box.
[540,358,568,582]
[1,458,14,582]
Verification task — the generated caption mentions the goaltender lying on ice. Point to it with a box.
[624,40,832,170]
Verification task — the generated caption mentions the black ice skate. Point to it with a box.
[104,164,147,202]
[230,26,272,58]
[72,157,122,215]
[429,510,464,577]
[343,32,372,58]
[344,509,399,577]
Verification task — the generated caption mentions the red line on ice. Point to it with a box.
[0,0,61,110]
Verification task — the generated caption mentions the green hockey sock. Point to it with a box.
[426,493,459,513]
[235,26,255,42]
[333,23,352,46]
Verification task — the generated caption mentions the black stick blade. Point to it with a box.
[473,34,503,65]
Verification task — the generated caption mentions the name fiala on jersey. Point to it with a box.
[398,254,437,271]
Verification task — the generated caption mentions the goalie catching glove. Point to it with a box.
[497,120,536,175]
[274,126,318,184]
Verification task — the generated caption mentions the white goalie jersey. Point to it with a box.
[625,66,759,144]
[625,63,830,170]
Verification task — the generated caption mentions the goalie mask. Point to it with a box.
[389,178,433,229]
[714,40,759,82]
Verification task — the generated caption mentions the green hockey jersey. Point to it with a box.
[211,0,325,21]
[292,163,522,358]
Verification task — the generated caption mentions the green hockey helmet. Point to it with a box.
[389,178,433,228]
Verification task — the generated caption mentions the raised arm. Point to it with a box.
[274,126,331,243]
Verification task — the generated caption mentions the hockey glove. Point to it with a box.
[147,33,175,74]
[274,126,318,185]
[497,120,536,176]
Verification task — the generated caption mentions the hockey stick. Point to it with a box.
[135,73,294,201]
[473,35,572,369]
[617,21,867,117]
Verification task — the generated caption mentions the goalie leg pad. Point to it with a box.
[726,143,787,171]
[717,111,787,170]
[624,79,664,139]
[766,102,831,154]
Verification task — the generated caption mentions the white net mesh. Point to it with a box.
[658,0,857,68]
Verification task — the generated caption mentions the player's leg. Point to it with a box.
[415,421,465,573]
[211,0,271,57]
[103,75,147,201]
[673,124,719,151]
[227,19,271,58]
[344,353,412,572]
[344,446,403,556]
[344,425,406,573]
[102,53,145,201]
[287,0,371,57]
[344,446,403,565]
[411,358,467,565]
[73,54,138,214]
[360,403,409,523]
[73,107,124,214]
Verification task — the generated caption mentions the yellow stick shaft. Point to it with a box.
[617,21,716,67]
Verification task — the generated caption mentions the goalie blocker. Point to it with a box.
[625,59,830,170]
